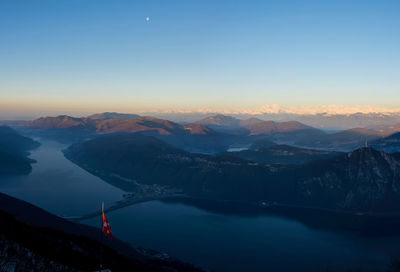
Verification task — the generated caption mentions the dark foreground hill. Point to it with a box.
[65,133,400,212]
[0,192,202,272]
[0,126,39,176]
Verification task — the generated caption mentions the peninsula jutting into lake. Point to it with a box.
[2,1,400,271]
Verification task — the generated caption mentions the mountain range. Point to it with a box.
[64,133,400,212]
[30,113,318,137]
[28,114,228,153]
[142,111,400,130]
[194,114,318,135]
[28,113,325,153]
[25,112,400,153]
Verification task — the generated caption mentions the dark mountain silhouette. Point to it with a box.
[371,132,400,153]
[292,147,400,211]
[0,192,202,272]
[295,128,381,151]
[249,138,276,150]
[0,126,39,156]
[0,151,33,176]
[65,134,400,212]
[0,126,39,176]
[224,145,342,164]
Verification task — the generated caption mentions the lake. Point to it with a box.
[1,139,399,271]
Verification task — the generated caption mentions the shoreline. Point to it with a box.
[65,193,400,224]
[62,152,400,222]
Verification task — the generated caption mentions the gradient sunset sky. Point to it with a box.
[1,0,399,118]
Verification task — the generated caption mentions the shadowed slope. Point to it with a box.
[0,192,202,272]
[65,133,400,212]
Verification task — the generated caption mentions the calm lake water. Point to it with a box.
[1,139,400,272]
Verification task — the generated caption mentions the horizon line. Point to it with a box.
[2,104,400,121]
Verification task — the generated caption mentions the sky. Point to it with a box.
[1,0,400,119]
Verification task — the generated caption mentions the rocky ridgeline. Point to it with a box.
[295,147,400,211]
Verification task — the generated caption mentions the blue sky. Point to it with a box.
[1,0,399,117]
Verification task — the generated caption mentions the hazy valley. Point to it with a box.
[3,112,400,271]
